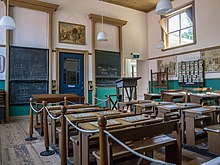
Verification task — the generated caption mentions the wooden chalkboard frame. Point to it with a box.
[9,46,49,104]
[95,50,121,87]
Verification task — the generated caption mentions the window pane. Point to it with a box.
[168,14,180,33]
[180,27,193,45]
[168,31,180,47]
[181,10,192,29]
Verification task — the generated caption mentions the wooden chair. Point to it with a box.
[93,116,182,165]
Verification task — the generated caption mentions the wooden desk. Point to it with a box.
[144,93,161,100]
[183,107,220,146]
[32,93,84,103]
[157,103,201,121]
[49,106,107,145]
[78,116,163,165]
[162,92,186,102]
[190,93,220,105]
[29,94,84,139]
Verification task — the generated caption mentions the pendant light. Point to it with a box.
[156,0,173,15]
[0,0,16,30]
[97,0,108,41]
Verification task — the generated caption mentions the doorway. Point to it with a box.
[59,52,84,96]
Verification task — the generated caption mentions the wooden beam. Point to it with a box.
[3,0,59,13]
[89,13,127,27]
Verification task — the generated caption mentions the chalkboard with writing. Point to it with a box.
[95,50,121,86]
[9,46,49,104]
[10,46,48,80]
[10,82,48,104]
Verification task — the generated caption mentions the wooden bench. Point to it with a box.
[204,124,220,155]
[201,156,220,165]
[93,117,182,165]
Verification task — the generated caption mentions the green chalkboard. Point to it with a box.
[95,50,121,87]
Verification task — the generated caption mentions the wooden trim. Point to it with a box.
[48,12,52,94]
[56,48,89,102]
[4,0,59,13]
[89,13,127,27]
[5,0,10,122]
[148,45,220,60]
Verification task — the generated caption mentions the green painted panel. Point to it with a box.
[149,78,220,93]
[10,105,29,116]
[0,81,5,90]
[88,90,93,104]
[96,87,116,107]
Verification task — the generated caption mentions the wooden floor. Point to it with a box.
[0,119,214,165]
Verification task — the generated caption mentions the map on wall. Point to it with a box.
[157,56,177,76]
[201,48,220,72]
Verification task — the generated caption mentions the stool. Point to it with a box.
[204,124,220,155]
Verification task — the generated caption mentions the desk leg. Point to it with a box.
[81,133,90,165]
[185,115,195,146]
[181,111,186,144]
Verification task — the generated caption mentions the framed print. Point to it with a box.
[59,21,86,45]
[201,48,220,72]
[157,56,177,76]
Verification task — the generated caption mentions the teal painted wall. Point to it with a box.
[149,78,220,93]
[0,81,5,89]
[96,87,117,107]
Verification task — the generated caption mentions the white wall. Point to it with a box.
[147,0,220,91]
[0,0,148,85]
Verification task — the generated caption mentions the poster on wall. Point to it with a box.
[157,56,177,76]
[201,48,220,72]
[59,21,86,45]
[0,55,5,80]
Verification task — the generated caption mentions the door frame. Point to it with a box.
[56,48,89,102]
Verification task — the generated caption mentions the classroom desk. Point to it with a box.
[162,92,186,102]
[183,107,220,146]
[78,116,163,165]
[144,93,161,100]
[190,93,220,105]
[31,94,84,133]
[32,93,84,104]
[49,106,107,145]
[157,103,201,121]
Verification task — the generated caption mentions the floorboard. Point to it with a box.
[0,119,215,165]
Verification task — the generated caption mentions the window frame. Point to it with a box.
[161,2,196,51]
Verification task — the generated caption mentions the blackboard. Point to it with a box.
[9,46,49,104]
[95,50,120,86]
[10,82,48,104]
[10,46,48,81]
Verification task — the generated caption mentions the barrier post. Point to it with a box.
[40,101,55,156]
[61,105,67,165]
[25,98,38,141]
[98,115,108,165]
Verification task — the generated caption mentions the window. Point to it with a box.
[161,3,195,49]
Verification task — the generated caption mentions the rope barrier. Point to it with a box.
[45,106,62,120]
[30,103,44,113]
[95,97,108,102]
[217,114,220,123]
[65,115,99,134]
[104,130,174,165]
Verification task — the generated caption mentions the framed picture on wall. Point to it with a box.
[201,48,220,72]
[59,21,86,45]
[157,56,177,76]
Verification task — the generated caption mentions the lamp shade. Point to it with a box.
[156,40,165,49]
[97,31,108,41]
[156,0,173,15]
[0,16,16,30]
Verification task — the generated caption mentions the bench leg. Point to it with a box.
[165,143,181,165]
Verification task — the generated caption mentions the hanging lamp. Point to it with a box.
[97,0,108,41]
[156,0,173,15]
[0,0,16,30]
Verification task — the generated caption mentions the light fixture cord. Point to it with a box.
[101,0,104,31]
